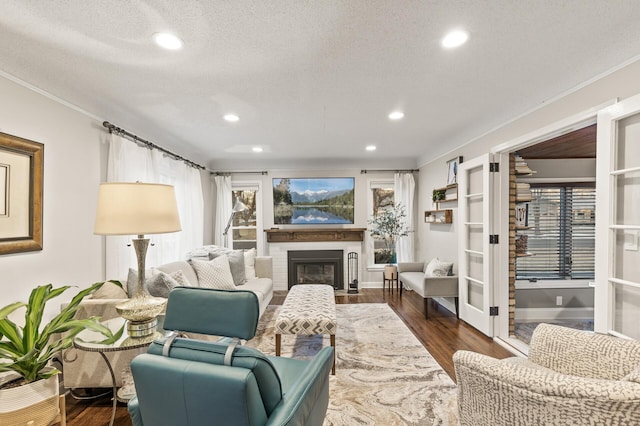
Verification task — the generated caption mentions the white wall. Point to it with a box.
[0,75,215,321]
[223,169,412,286]
[417,58,640,267]
[0,75,107,321]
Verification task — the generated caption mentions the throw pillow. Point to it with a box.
[169,270,190,287]
[191,256,236,290]
[244,248,257,280]
[424,258,454,277]
[91,281,128,299]
[127,269,190,298]
[126,268,154,298]
[146,271,181,298]
[210,249,246,285]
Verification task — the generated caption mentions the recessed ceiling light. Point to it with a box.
[441,30,469,49]
[366,145,377,152]
[252,147,263,153]
[388,111,404,120]
[223,114,240,122]
[153,32,183,50]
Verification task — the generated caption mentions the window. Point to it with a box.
[369,180,395,266]
[231,182,262,252]
[516,184,595,280]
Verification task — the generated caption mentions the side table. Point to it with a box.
[73,316,166,426]
[383,265,399,291]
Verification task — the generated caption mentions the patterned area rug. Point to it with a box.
[245,303,459,425]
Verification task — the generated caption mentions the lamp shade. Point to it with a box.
[232,198,248,213]
[94,182,181,235]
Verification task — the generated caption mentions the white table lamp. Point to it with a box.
[94,182,181,337]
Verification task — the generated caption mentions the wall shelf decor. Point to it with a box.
[432,184,458,209]
[424,209,453,224]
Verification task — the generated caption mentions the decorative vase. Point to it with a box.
[0,372,61,426]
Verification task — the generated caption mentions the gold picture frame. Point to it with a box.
[0,132,44,255]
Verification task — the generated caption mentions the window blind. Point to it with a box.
[516,184,595,280]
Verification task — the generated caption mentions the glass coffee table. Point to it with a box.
[73,316,166,426]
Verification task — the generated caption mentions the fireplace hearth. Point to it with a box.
[287,250,343,290]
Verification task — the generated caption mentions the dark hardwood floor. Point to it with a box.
[65,288,514,425]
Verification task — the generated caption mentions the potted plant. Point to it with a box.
[432,189,446,203]
[368,202,410,264]
[0,282,113,425]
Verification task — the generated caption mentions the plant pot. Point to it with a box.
[0,372,60,426]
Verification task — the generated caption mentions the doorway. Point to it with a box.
[509,125,596,344]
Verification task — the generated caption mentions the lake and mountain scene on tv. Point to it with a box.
[273,178,355,224]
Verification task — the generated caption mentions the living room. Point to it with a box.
[2,2,640,425]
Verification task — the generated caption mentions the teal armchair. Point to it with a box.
[128,287,334,426]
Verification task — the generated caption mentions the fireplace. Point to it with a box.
[287,250,343,290]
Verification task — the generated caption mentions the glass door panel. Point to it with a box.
[595,94,640,339]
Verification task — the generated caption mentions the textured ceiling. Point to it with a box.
[1,1,639,170]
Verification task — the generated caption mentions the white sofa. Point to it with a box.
[61,256,273,389]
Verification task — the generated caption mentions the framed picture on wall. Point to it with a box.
[515,203,529,227]
[0,132,44,255]
[272,177,355,225]
[446,156,463,185]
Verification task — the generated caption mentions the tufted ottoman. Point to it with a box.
[275,284,337,374]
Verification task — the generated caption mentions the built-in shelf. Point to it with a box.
[424,209,453,224]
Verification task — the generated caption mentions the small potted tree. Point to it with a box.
[368,202,410,264]
[0,283,113,425]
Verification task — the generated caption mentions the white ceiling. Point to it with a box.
[1,1,640,170]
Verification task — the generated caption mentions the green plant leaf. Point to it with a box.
[0,302,27,321]
[0,282,112,384]
[76,323,124,345]
[0,317,24,352]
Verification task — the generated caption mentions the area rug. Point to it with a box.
[245,304,459,425]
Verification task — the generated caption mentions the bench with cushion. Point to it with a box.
[397,258,458,319]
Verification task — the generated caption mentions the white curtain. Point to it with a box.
[394,172,416,263]
[105,134,204,279]
[214,175,232,247]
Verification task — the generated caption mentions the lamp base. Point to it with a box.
[126,317,158,338]
[115,296,166,338]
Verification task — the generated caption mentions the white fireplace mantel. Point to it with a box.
[267,241,362,291]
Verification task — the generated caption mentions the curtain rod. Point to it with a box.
[103,121,206,170]
[211,171,269,176]
[360,169,419,174]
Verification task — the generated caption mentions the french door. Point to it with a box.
[594,93,640,339]
[457,153,506,336]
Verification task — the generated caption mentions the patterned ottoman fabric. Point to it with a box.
[276,284,337,336]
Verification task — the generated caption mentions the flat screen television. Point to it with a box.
[273,177,355,225]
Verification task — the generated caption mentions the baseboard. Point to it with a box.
[515,307,594,321]
[359,282,383,288]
